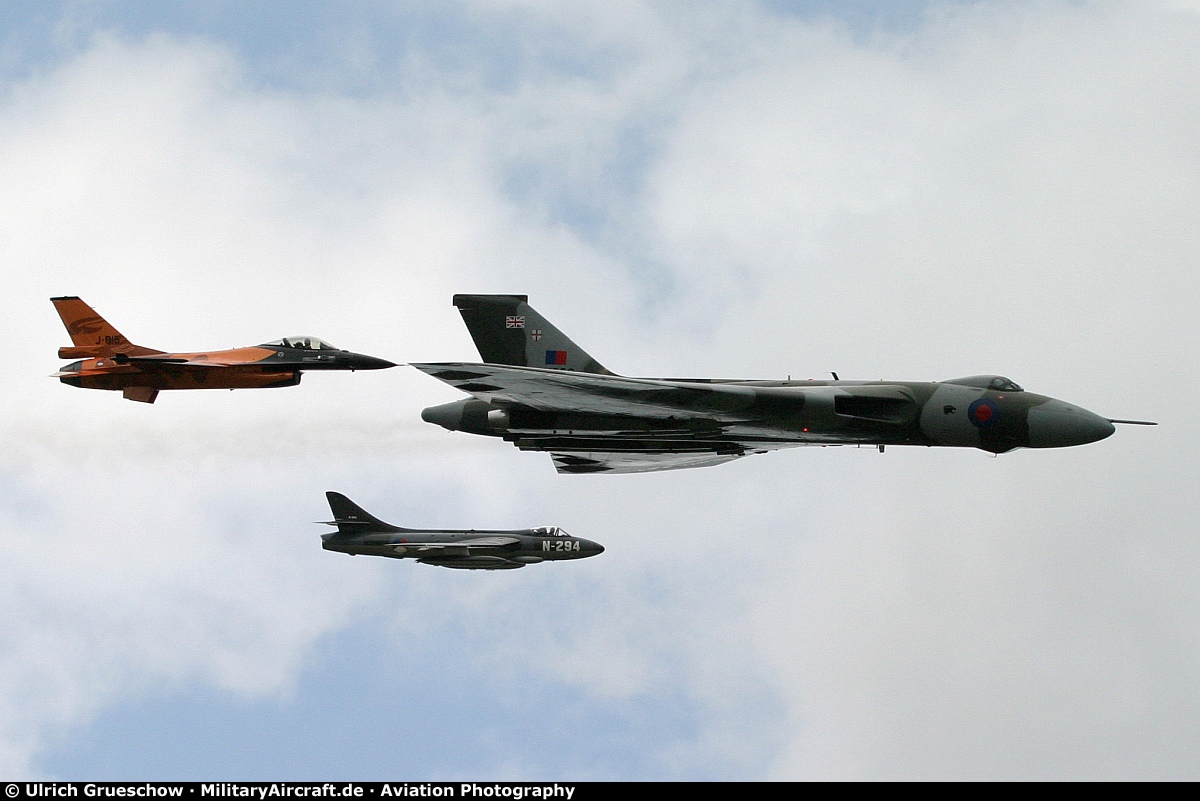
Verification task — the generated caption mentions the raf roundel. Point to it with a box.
[968,398,1000,428]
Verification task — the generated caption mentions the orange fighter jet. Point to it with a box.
[51,296,396,403]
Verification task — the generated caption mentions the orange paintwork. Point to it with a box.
[142,347,280,365]
[62,347,299,391]
[52,297,301,400]
[51,296,161,357]
[52,296,393,403]
[68,366,301,391]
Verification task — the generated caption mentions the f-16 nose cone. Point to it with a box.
[1027,400,1116,448]
[350,354,397,370]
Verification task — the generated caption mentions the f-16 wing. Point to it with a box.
[119,355,240,369]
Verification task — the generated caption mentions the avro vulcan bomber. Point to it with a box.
[51,296,394,403]
[320,492,604,570]
[415,294,1155,474]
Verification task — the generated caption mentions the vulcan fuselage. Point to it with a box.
[415,293,1151,473]
[419,370,1118,469]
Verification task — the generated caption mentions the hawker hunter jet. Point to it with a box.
[414,294,1155,474]
[51,296,395,403]
[320,491,603,570]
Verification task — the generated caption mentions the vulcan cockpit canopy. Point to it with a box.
[267,336,340,351]
[944,375,1024,392]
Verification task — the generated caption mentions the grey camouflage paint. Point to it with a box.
[418,296,1140,473]
[320,491,604,569]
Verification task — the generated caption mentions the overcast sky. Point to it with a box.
[0,0,1196,781]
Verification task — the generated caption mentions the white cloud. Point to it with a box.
[0,0,1196,780]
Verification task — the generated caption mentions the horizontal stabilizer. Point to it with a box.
[59,346,109,360]
[418,556,525,570]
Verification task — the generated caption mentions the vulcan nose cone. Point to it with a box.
[1027,400,1116,448]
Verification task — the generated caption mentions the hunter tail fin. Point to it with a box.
[452,294,613,374]
[324,491,405,534]
[51,296,161,358]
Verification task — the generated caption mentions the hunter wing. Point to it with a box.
[400,536,521,555]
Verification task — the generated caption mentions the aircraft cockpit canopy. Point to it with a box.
[266,336,340,351]
[944,375,1024,392]
[532,525,566,537]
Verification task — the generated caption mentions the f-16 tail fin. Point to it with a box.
[51,296,162,358]
[324,491,405,534]
[452,294,613,375]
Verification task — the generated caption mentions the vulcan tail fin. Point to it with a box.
[452,294,613,375]
[324,491,406,534]
[51,296,162,358]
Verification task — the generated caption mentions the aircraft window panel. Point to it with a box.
[280,336,337,350]
[280,336,338,350]
[945,375,1023,392]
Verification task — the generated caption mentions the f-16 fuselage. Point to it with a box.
[321,492,603,570]
[51,297,394,403]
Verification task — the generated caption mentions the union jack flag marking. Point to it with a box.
[505,316,525,329]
